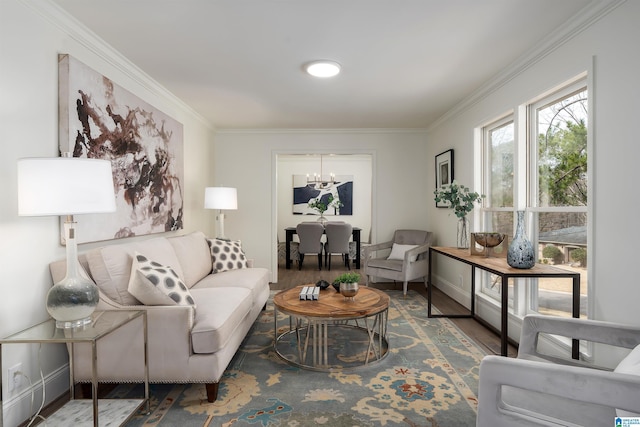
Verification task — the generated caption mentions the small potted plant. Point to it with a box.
[332,272,361,299]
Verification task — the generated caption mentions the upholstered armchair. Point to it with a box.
[363,229,432,295]
[476,314,640,426]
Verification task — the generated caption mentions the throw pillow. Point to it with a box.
[207,238,248,273]
[387,243,419,262]
[127,252,195,308]
[614,344,640,416]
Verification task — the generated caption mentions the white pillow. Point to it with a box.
[613,344,640,416]
[127,252,195,308]
[387,243,419,262]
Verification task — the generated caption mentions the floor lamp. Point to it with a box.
[18,155,116,328]
[204,187,237,240]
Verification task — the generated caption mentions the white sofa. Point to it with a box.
[50,231,270,402]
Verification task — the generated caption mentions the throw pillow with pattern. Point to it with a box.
[207,238,248,273]
[128,252,196,308]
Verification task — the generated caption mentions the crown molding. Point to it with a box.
[215,128,428,135]
[21,0,214,130]
[428,0,626,132]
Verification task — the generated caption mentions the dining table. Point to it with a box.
[285,226,361,269]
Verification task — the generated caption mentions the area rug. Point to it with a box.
[115,290,485,426]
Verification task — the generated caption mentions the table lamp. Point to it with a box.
[204,187,237,240]
[18,154,116,328]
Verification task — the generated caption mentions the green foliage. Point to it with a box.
[538,115,588,207]
[542,245,564,264]
[434,181,484,218]
[570,248,587,266]
[333,272,360,284]
[308,194,343,214]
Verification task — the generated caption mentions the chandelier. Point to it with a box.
[306,155,335,189]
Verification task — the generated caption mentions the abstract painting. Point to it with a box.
[58,54,184,243]
[292,174,353,215]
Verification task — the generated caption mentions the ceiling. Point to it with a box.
[51,0,597,130]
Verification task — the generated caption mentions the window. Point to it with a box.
[480,78,588,319]
[481,117,515,301]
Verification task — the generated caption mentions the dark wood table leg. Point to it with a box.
[285,228,294,269]
[353,229,361,269]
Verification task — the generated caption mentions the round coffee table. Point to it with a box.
[273,285,390,371]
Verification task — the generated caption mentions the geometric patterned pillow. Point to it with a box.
[127,252,196,308]
[206,238,248,273]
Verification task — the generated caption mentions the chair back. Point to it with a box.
[296,222,324,254]
[393,229,431,246]
[325,222,352,254]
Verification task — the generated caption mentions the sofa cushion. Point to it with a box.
[366,258,404,272]
[192,267,270,303]
[86,237,185,305]
[128,252,196,308]
[207,238,248,273]
[168,231,213,288]
[190,287,252,354]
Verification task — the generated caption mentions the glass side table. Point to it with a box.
[0,310,149,427]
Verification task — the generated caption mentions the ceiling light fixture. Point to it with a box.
[304,60,341,78]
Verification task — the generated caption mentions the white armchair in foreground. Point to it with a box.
[476,314,640,426]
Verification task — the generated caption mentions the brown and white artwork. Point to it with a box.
[58,54,184,243]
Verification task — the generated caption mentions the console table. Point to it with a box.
[285,226,361,269]
[427,246,581,358]
[0,310,149,427]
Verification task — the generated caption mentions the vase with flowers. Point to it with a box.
[308,194,343,224]
[434,181,484,248]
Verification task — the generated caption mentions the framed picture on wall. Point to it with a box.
[435,149,454,208]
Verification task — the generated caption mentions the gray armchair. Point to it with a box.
[477,314,640,426]
[296,222,324,270]
[363,229,432,295]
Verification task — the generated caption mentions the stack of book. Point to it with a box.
[299,286,320,300]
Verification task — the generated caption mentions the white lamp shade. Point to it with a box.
[204,187,237,210]
[18,157,116,216]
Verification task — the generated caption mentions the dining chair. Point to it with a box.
[324,222,353,270]
[296,222,324,270]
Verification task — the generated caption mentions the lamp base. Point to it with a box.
[46,276,99,329]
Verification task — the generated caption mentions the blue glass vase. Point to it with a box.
[507,211,535,269]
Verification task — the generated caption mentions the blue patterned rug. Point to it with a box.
[116,290,485,426]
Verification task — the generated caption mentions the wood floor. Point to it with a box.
[276,255,518,357]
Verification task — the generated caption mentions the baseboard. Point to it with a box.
[2,364,69,427]
[431,273,472,310]
[432,273,523,345]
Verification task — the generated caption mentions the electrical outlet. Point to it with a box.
[8,363,22,393]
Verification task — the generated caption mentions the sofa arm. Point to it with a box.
[73,304,195,382]
[477,355,640,426]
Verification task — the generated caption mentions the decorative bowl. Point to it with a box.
[339,282,359,299]
[332,282,341,292]
[474,232,506,248]
[316,280,330,290]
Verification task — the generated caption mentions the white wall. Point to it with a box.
[0,1,214,424]
[426,0,640,364]
[213,130,429,281]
